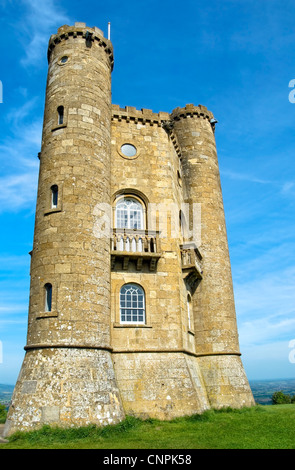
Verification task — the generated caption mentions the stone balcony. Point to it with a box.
[111,229,161,271]
[180,242,203,287]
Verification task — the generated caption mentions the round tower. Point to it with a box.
[4,23,124,436]
[171,104,254,408]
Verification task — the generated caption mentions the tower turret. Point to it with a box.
[4,23,124,436]
[4,30,255,437]
[171,104,254,408]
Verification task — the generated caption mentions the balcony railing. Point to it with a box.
[180,242,203,286]
[111,229,161,271]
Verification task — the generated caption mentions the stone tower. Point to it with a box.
[4,23,254,436]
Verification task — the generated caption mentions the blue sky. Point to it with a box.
[0,0,295,384]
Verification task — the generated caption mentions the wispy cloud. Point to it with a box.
[0,307,27,316]
[0,3,68,214]
[281,181,295,199]
[0,172,37,212]
[235,264,295,347]
[0,255,30,339]
[18,0,71,66]
[239,315,295,346]
[6,96,39,127]
[0,99,41,213]
[241,340,295,380]
[221,169,272,185]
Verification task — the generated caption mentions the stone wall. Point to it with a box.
[4,24,254,437]
[4,23,125,437]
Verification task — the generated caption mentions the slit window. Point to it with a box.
[187,294,192,330]
[51,185,58,208]
[57,106,64,125]
[44,283,52,312]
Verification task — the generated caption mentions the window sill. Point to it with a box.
[51,124,67,132]
[113,323,152,328]
[36,311,58,319]
[44,208,62,216]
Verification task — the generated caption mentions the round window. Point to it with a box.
[60,56,68,64]
[120,144,137,158]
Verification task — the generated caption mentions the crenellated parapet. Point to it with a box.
[111,103,217,159]
[112,104,169,126]
[111,103,215,125]
[47,22,114,70]
[170,103,214,123]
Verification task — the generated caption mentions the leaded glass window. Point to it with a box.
[120,283,145,324]
[115,197,143,230]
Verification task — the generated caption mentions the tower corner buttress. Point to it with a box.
[171,103,255,409]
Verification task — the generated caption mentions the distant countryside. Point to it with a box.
[0,384,14,408]
[249,378,295,405]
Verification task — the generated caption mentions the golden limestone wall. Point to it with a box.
[109,105,254,418]
[4,23,124,437]
[110,106,210,418]
[4,24,254,437]
[171,105,254,408]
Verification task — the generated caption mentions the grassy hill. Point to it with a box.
[1,405,295,449]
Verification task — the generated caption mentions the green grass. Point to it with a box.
[1,405,295,449]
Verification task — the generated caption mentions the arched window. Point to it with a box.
[115,197,144,230]
[44,283,52,312]
[57,106,64,125]
[51,185,58,208]
[120,283,145,324]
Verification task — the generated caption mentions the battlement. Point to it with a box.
[170,104,214,122]
[112,103,215,126]
[112,105,170,126]
[111,104,214,158]
[47,23,114,69]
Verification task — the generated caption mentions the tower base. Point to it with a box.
[112,351,211,420]
[3,347,125,437]
[4,350,255,437]
[198,354,255,409]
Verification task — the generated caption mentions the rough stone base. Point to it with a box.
[3,347,125,437]
[4,350,255,437]
[112,352,211,420]
[197,354,255,409]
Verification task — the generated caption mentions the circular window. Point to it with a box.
[59,56,68,65]
[120,144,137,158]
